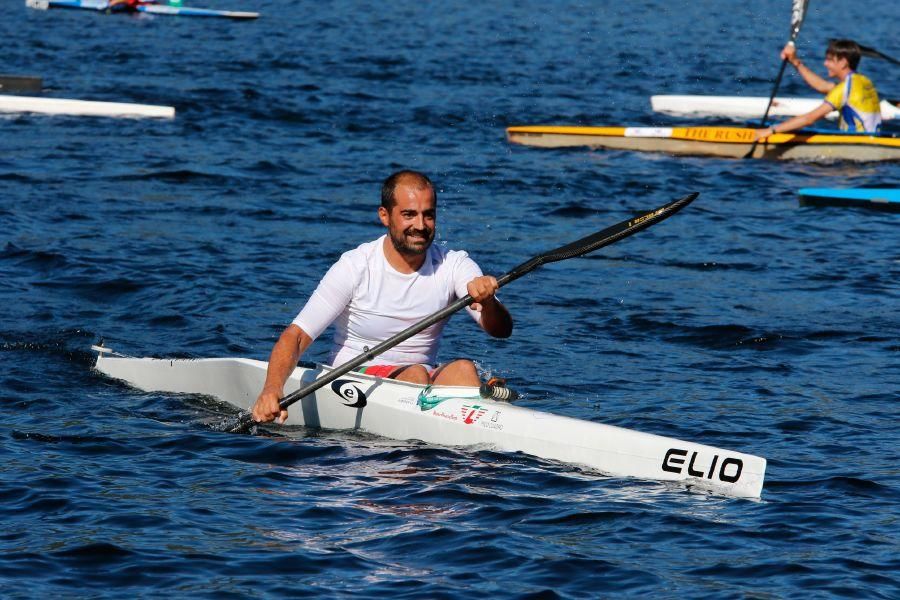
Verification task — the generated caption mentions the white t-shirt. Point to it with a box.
[293,235,484,367]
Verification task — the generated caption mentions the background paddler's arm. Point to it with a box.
[755,102,834,140]
[783,45,835,94]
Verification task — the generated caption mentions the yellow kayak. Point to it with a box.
[506,125,900,162]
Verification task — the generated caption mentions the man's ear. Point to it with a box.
[378,206,390,227]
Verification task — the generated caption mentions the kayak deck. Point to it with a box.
[93,346,767,498]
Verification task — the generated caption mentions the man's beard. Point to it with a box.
[389,226,434,256]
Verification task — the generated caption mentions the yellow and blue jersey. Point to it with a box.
[825,73,882,133]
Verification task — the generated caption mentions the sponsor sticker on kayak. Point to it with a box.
[429,403,504,431]
[624,127,673,138]
[676,127,755,142]
[461,404,487,425]
[625,127,756,142]
[330,379,367,408]
[662,448,744,484]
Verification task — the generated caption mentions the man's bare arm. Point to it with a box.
[251,324,314,423]
[754,102,834,140]
[468,276,513,338]
[783,44,834,94]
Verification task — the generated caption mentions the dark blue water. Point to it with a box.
[3,1,899,597]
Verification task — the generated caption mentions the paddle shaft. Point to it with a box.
[221,192,698,434]
[759,58,789,127]
[743,61,790,159]
[744,0,809,158]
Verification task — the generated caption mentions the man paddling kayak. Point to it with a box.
[251,170,513,424]
[755,39,882,140]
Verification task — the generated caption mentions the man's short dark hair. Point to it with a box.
[826,39,862,70]
[381,170,436,210]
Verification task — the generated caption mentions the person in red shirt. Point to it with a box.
[108,0,144,11]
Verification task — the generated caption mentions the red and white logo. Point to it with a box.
[461,404,487,425]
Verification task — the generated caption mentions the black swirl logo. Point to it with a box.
[331,379,367,408]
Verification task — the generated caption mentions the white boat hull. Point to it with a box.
[651,95,900,121]
[0,94,174,118]
[26,0,259,18]
[94,349,767,498]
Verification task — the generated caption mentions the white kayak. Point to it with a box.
[93,345,767,498]
[26,0,259,19]
[0,94,174,118]
[651,95,900,122]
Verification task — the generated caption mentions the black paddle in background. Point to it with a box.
[217,192,699,434]
[0,75,43,94]
[743,0,810,159]
[857,43,900,67]
[857,43,900,107]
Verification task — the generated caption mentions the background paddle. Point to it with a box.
[0,74,42,94]
[743,0,810,159]
[857,43,900,67]
[217,192,699,434]
[855,43,898,106]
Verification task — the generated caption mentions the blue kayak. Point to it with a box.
[26,0,259,19]
[798,188,900,212]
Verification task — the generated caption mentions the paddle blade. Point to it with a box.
[499,193,697,287]
[856,43,900,67]
[212,411,256,434]
[547,192,696,262]
[789,0,809,40]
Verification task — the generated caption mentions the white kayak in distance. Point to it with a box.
[651,95,900,122]
[0,94,174,118]
[26,0,260,19]
[92,345,767,499]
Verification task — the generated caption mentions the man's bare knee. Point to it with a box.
[433,360,479,386]
[393,364,430,385]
